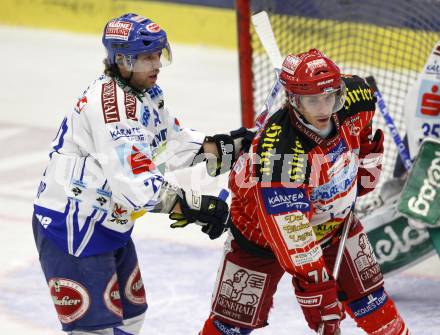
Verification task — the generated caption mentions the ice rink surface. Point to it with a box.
[0,26,439,334]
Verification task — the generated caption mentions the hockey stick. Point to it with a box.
[251,11,284,130]
[317,210,353,335]
[365,76,412,171]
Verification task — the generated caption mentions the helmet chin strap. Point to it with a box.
[294,106,311,125]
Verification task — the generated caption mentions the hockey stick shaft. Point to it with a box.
[317,212,353,335]
[251,11,283,130]
[365,76,412,171]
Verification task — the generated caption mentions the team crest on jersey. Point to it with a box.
[125,264,147,305]
[213,261,267,326]
[48,278,90,324]
[104,273,123,317]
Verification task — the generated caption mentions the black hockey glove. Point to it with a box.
[206,127,255,176]
[169,189,230,239]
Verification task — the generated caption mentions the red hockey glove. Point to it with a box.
[294,279,345,335]
[357,129,384,196]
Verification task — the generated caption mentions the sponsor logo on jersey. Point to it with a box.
[104,273,123,317]
[105,21,133,41]
[311,157,357,201]
[213,320,245,335]
[125,264,147,305]
[128,145,156,175]
[346,114,361,136]
[36,181,46,198]
[150,128,168,150]
[291,245,322,266]
[275,213,314,249]
[326,139,348,164]
[71,186,82,197]
[261,187,310,215]
[70,179,86,199]
[147,85,163,100]
[347,231,383,291]
[96,196,107,207]
[109,125,145,142]
[101,81,120,123]
[115,143,154,177]
[327,151,353,178]
[343,85,374,110]
[260,123,282,176]
[141,106,150,127]
[173,117,181,132]
[292,118,324,145]
[313,221,341,241]
[288,138,306,182]
[94,188,111,210]
[124,92,138,121]
[153,110,161,126]
[348,287,387,318]
[48,278,90,324]
[36,214,52,228]
[109,204,129,225]
[213,261,267,326]
[417,80,440,117]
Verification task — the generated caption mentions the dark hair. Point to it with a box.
[103,58,120,78]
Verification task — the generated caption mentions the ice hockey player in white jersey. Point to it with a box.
[32,13,251,335]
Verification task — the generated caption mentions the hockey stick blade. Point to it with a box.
[251,11,283,69]
[365,76,412,171]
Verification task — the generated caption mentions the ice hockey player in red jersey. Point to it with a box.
[200,49,410,335]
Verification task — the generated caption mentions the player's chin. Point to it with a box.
[139,74,158,89]
[315,117,331,128]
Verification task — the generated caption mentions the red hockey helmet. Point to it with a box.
[279,49,346,112]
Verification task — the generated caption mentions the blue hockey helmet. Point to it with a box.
[102,13,172,72]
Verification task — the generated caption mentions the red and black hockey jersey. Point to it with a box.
[228,75,377,279]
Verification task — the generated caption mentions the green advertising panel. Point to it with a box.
[398,139,440,228]
[366,216,434,276]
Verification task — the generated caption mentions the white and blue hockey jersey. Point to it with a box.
[34,75,205,257]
